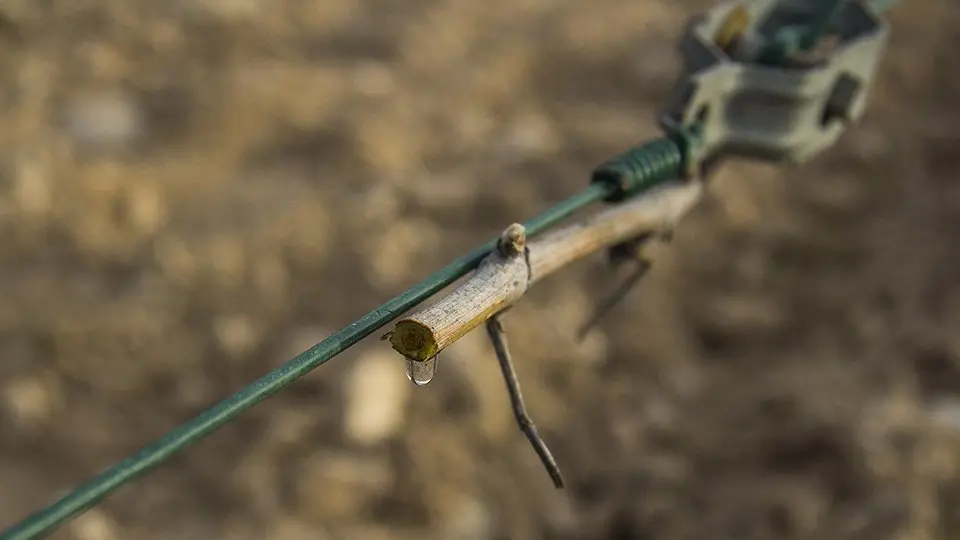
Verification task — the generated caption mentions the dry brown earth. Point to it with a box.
[0,1,959,539]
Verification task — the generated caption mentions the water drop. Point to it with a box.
[405,354,438,386]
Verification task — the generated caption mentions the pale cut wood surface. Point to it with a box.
[389,180,704,362]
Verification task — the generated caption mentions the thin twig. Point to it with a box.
[576,258,651,342]
[485,314,564,488]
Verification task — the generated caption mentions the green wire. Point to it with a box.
[0,136,688,540]
[0,186,604,540]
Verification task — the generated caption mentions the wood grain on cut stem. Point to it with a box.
[388,180,704,362]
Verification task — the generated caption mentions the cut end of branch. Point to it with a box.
[389,319,439,362]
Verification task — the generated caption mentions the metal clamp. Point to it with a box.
[658,0,890,169]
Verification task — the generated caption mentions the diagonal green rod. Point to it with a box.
[2,131,692,540]
[1,133,686,540]
[0,183,611,540]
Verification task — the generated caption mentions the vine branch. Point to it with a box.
[388,179,704,362]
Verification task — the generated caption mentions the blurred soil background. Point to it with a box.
[1,0,959,539]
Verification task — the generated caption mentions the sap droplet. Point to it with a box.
[405,354,438,386]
